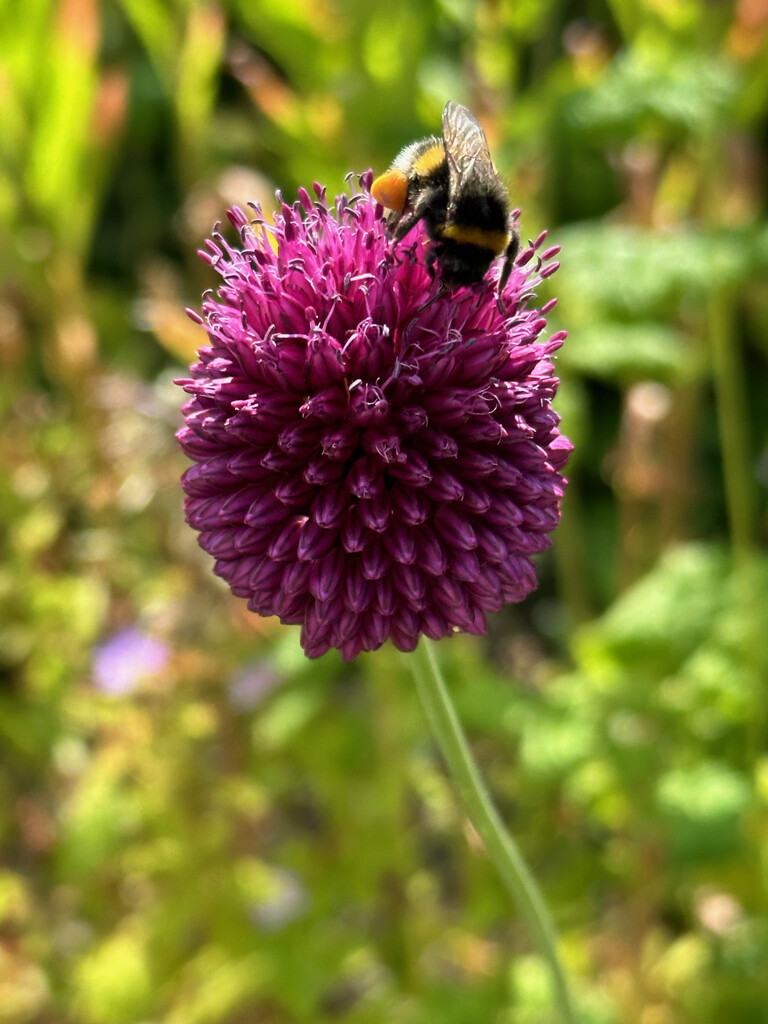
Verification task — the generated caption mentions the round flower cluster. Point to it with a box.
[177,174,570,660]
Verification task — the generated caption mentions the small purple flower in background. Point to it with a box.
[177,174,570,660]
[92,627,169,696]
[227,659,282,711]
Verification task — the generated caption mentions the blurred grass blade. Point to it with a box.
[118,0,177,88]
[24,0,98,252]
[175,3,226,182]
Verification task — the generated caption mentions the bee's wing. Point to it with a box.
[441,101,495,210]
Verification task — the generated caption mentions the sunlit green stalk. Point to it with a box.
[708,289,754,557]
[708,289,768,865]
[410,639,577,1024]
[553,482,592,626]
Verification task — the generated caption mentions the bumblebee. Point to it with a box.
[371,101,519,293]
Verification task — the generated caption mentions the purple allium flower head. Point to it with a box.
[177,174,570,660]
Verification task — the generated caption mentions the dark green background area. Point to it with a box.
[1,0,767,1021]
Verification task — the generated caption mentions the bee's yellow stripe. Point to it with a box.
[439,224,509,253]
[412,143,445,176]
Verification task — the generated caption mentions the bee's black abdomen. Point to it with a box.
[431,241,495,286]
[452,191,508,234]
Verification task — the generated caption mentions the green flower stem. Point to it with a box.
[410,638,577,1024]
[708,291,764,772]
[708,288,754,558]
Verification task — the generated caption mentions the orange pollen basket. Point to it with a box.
[371,169,409,213]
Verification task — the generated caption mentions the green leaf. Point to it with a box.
[569,49,739,136]
[252,687,323,750]
[557,224,760,317]
[575,545,730,677]
[656,761,751,861]
[560,321,692,383]
[519,713,596,778]
[165,947,268,1024]
[73,929,153,1024]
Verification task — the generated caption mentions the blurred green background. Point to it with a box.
[2,0,768,1021]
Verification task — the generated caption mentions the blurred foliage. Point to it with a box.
[1,0,767,1021]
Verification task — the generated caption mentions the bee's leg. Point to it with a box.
[425,246,438,279]
[497,222,520,296]
[415,278,448,313]
[385,209,403,234]
[392,184,443,243]
[392,207,425,243]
